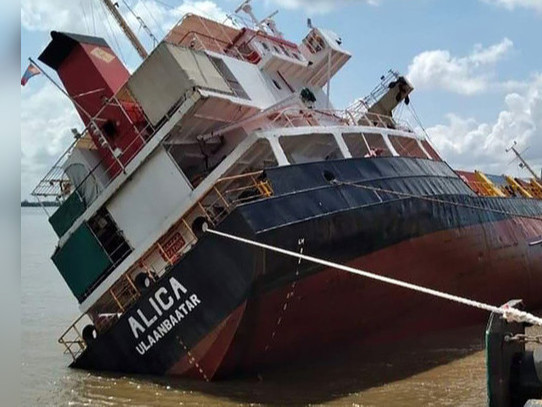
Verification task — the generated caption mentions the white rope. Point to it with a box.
[207,228,542,327]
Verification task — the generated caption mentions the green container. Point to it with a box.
[49,192,86,237]
[52,223,112,300]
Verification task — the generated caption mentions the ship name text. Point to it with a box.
[127,277,201,356]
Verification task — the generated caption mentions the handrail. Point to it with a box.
[266,106,415,133]
[57,313,90,360]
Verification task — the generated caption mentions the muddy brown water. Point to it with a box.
[22,208,537,406]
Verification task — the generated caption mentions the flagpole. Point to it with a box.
[28,57,93,120]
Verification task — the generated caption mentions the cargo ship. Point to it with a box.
[29,0,542,380]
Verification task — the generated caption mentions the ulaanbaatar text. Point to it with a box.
[127,277,201,355]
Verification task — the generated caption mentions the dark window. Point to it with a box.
[211,57,249,99]
[102,120,117,138]
[343,133,370,157]
[420,140,441,160]
[363,133,393,157]
[88,208,131,266]
[343,133,392,158]
[279,134,342,164]
[389,135,427,159]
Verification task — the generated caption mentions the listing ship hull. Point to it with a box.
[73,157,542,379]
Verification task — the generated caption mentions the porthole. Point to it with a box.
[323,170,336,183]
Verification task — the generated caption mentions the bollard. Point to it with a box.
[487,300,542,407]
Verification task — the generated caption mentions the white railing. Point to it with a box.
[265,106,415,133]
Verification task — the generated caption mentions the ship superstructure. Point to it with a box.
[31,3,542,379]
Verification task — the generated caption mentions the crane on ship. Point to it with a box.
[99,0,153,59]
[507,141,542,182]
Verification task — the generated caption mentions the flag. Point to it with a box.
[21,63,41,86]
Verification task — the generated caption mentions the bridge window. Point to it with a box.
[226,139,278,175]
[279,133,342,164]
[88,208,132,267]
[216,139,278,205]
[343,133,392,158]
[389,135,427,159]
[420,140,441,160]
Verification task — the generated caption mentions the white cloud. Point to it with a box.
[128,0,229,38]
[21,0,87,32]
[407,38,514,95]
[482,0,542,13]
[21,1,228,36]
[266,0,379,14]
[426,74,542,176]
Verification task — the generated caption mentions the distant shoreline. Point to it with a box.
[21,200,59,207]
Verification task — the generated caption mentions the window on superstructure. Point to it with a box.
[210,57,249,99]
[304,32,326,54]
[343,133,392,158]
[217,139,278,204]
[225,139,278,175]
[420,140,441,160]
[389,135,428,159]
[272,79,282,90]
[343,133,370,157]
[279,133,342,164]
[363,133,393,157]
[88,208,132,267]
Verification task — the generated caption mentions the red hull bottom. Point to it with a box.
[169,218,542,379]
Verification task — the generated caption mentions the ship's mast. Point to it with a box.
[507,141,541,181]
[100,0,148,59]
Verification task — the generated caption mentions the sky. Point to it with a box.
[20,0,542,200]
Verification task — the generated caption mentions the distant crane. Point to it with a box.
[507,141,541,181]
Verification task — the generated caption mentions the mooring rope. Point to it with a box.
[333,179,542,223]
[207,228,542,327]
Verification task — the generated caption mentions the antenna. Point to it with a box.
[235,0,282,36]
[101,0,148,60]
[235,0,259,27]
[506,141,541,181]
[259,11,283,38]
[122,0,159,48]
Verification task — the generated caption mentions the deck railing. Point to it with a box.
[266,106,415,133]
[57,170,273,361]
[57,313,94,361]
